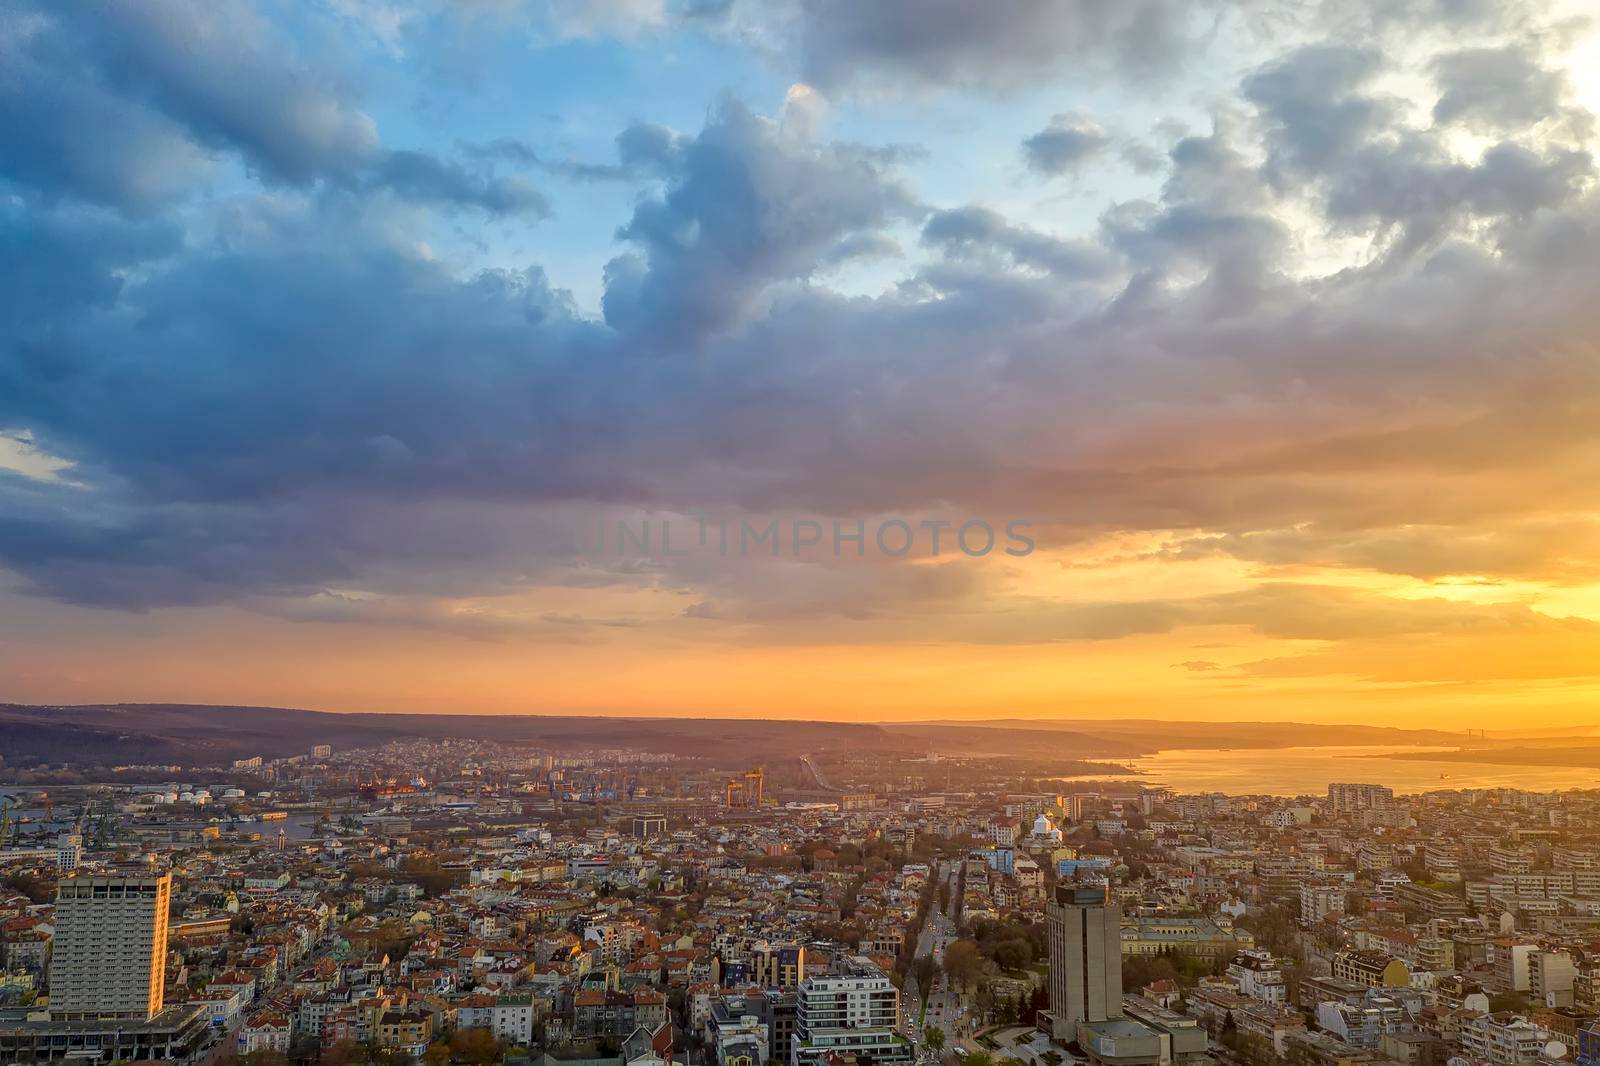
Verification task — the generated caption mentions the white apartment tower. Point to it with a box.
[791,958,912,1066]
[1328,783,1394,813]
[48,873,171,1021]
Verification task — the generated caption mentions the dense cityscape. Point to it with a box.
[7,1,1600,1066]
[2,743,1599,1066]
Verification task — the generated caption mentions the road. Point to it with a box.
[799,753,840,792]
[907,860,971,1062]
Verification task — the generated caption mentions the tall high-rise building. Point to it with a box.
[48,873,171,1021]
[1046,883,1166,1065]
[1046,883,1124,1038]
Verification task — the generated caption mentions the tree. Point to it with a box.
[912,956,938,999]
[320,1039,365,1066]
[448,1027,502,1066]
[1233,1032,1276,1066]
[1021,984,1048,1026]
[925,1027,946,1055]
[943,940,985,989]
[990,939,1033,972]
[1488,990,1527,1014]
[237,1053,291,1066]
[1120,953,1179,993]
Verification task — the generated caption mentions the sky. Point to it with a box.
[4,0,1600,725]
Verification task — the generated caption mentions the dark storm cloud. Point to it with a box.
[0,477,353,608]
[1098,126,1290,316]
[1022,115,1113,177]
[374,150,552,217]
[600,97,919,342]
[1431,44,1578,133]
[1242,41,1591,255]
[1243,44,1390,185]
[1323,138,1591,247]
[0,0,548,217]
[1,232,608,509]
[921,207,1115,278]
[41,0,379,185]
[0,205,182,337]
[0,9,206,210]
[794,0,1204,92]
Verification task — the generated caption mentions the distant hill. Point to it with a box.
[0,703,1482,770]
[0,703,904,768]
[1386,741,1600,768]
[872,723,1148,758]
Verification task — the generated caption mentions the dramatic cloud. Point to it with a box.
[3,0,1599,719]
[42,0,380,185]
[794,0,1207,92]
[921,206,1114,278]
[0,0,545,216]
[1431,43,1577,133]
[600,97,918,341]
[1022,114,1113,177]
[1243,44,1390,186]
[373,150,551,216]
[0,11,210,210]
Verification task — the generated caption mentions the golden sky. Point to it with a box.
[9,523,1600,726]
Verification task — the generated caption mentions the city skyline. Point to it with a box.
[6,1,1600,726]
[5,737,1597,1066]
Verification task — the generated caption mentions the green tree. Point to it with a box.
[943,940,985,989]
[448,1027,502,1066]
[912,956,938,1001]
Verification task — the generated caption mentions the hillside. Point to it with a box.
[0,703,1485,770]
[0,704,904,768]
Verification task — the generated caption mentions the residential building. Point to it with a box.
[48,873,172,1022]
[791,958,911,1066]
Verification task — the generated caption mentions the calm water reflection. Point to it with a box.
[1063,745,1600,796]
